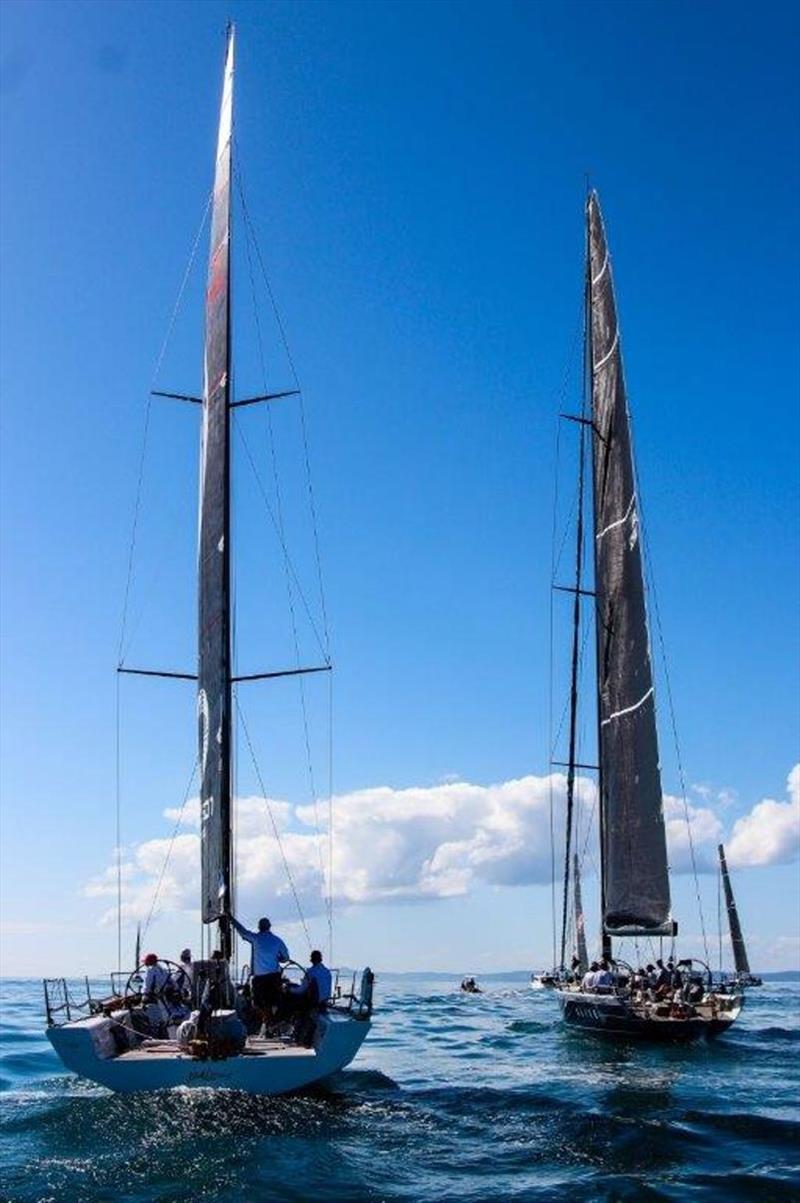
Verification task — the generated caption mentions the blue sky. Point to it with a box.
[1,0,798,978]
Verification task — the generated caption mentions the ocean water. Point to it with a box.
[1,975,798,1203]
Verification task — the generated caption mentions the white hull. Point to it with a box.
[48,1010,370,1095]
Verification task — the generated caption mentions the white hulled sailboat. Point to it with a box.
[45,26,373,1094]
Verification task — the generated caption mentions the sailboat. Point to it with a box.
[552,192,743,1040]
[718,843,762,987]
[45,26,373,1094]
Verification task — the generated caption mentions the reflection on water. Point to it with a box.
[1,976,798,1202]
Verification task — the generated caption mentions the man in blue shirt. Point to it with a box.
[301,950,332,1007]
[229,914,290,1025]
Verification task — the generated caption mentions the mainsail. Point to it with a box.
[718,843,751,975]
[198,27,234,947]
[588,192,672,936]
[573,853,588,973]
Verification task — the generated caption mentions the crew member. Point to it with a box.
[142,953,170,1001]
[171,948,194,1003]
[229,913,289,1025]
[581,961,599,992]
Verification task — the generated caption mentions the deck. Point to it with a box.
[115,1036,317,1062]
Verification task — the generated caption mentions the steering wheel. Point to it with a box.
[125,958,190,1004]
[279,959,308,989]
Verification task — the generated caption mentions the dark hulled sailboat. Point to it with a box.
[553,193,743,1039]
[719,844,762,987]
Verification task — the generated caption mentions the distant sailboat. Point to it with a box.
[552,192,743,1039]
[718,843,762,987]
[45,25,373,1093]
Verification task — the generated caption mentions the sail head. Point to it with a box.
[588,192,672,936]
[198,27,235,932]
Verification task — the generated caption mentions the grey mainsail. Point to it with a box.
[588,192,672,936]
[573,853,588,973]
[198,27,234,945]
[718,844,751,975]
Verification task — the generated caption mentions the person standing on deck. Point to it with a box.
[229,914,290,1026]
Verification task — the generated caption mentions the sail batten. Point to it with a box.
[719,844,750,975]
[198,27,234,939]
[588,192,672,936]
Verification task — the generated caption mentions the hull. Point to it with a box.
[556,989,741,1042]
[48,1010,370,1095]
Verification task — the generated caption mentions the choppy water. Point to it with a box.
[1,975,799,1202]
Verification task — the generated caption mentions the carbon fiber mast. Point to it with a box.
[198,25,235,960]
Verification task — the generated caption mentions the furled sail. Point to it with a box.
[588,192,672,936]
[198,27,234,933]
[573,853,588,973]
[718,844,750,975]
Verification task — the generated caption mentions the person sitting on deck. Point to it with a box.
[229,913,289,1027]
[280,951,332,1045]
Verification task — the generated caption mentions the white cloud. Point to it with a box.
[726,764,800,868]
[84,764,799,930]
[664,793,722,873]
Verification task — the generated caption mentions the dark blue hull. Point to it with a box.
[556,990,739,1042]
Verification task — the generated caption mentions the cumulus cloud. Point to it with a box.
[664,793,722,873]
[84,764,799,928]
[726,764,800,868]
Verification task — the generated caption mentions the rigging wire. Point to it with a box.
[117,189,212,667]
[717,864,723,976]
[236,691,313,950]
[234,422,329,662]
[237,199,331,942]
[546,283,587,969]
[233,156,331,655]
[115,673,122,973]
[547,417,562,971]
[141,759,199,940]
[639,507,710,963]
[112,189,212,966]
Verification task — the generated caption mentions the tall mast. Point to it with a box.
[198,25,235,959]
[587,192,673,940]
[584,197,612,963]
[558,355,588,970]
[718,844,751,975]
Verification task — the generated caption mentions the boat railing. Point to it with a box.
[328,967,374,1019]
[43,977,97,1027]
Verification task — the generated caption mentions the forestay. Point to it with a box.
[588,192,672,936]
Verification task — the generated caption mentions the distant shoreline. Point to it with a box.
[2,969,799,982]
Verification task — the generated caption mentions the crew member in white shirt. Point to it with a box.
[229,914,290,1022]
[581,962,599,992]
